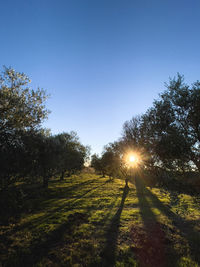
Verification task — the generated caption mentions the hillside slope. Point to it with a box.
[1,174,200,266]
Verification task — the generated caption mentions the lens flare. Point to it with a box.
[129,155,136,163]
[124,152,141,168]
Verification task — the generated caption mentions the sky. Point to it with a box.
[1,0,200,154]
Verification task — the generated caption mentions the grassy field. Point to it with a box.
[1,173,200,267]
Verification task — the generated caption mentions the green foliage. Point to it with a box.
[101,150,119,178]
[55,132,89,180]
[0,66,49,137]
[0,66,88,189]
[91,150,120,178]
[0,66,49,189]
[91,154,103,174]
[121,74,200,174]
[144,74,200,171]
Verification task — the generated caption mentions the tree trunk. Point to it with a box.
[197,162,200,173]
[125,178,129,187]
[60,171,65,181]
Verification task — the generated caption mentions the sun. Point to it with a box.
[124,152,141,167]
[129,155,136,163]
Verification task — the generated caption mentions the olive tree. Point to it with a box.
[144,74,200,172]
[0,66,49,188]
[55,132,89,180]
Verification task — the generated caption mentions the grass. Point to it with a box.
[0,173,200,266]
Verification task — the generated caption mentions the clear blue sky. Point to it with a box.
[1,0,200,154]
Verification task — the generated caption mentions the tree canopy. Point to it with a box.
[0,66,89,189]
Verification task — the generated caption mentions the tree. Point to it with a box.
[23,132,59,187]
[55,132,89,180]
[122,75,200,173]
[91,154,103,175]
[0,66,49,142]
[0,66,49,188]
[101,146,122,179]
[144,74,200,172]
[99,142,138,186]
[122,116,154,168]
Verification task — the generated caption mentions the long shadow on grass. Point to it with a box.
[100,183,129,266]
[47,177,101,199]
[133,178,200,266]
[4,180,110,239]
[143,183,200,264]
[0,177,101,226]
[2,212,89,267]
[1,180,112,266]
[133,177,177,267]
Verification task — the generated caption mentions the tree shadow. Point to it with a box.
[133,177,178,267]
[1,212,89,267]
[143,183,200,264]
[3,180,110,241]
[1,178,113,266]
[100,183,129,266]
[0,176,101,226]
[133,177,200,266]
[47,177,101,198]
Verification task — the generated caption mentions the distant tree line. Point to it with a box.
[91,74,200,187]
[0,66,89,189]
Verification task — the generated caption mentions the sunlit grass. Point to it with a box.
[1,173,200,266]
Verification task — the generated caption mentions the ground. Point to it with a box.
[1,174,200,266]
